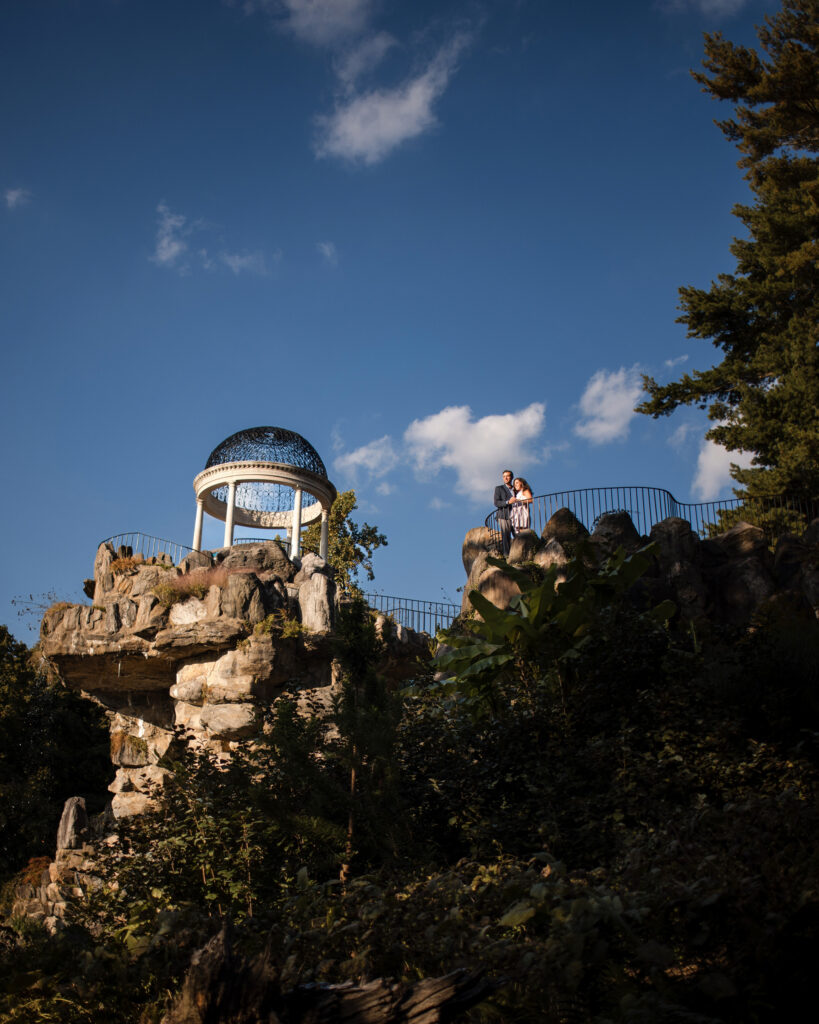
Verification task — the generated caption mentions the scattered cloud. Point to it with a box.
[668,422,696,449]
[335,30,396,90]
[574,366,642,445]
[657,0,750,16]
[316,240,338,266]
[221,249,270,275]
[150,202,276,276]
[5,187,31,209]
[232,0,471,165]
[404,402,546,503]
[692,440,754,501]
[330,423,345,451]
[376,481,394,496]
[335,435,399,479]
[429,496,452,510]
[664,354,689,368]
[151,203,190,270]
[315,34,469,164]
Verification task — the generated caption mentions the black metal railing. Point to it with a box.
[101,532,195,565]
[362,593,460,635]
[484,486,818,552]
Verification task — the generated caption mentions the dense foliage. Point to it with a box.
[638,0,819,501]
[0,626,109,886]
[2,550,818,1022]
[301,489,388,593]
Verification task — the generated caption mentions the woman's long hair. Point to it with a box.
[514,477,532,494]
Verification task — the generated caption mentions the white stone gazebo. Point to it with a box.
[192,426,337,559]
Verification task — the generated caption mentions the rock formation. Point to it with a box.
[38,541,428,821]
[462,510,819,625]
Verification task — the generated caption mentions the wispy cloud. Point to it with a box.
[152,203,190,270]
[150,202,276,276]
[668,422,696,449]
[664,354,689,369]
[335,435,399,479]
[335,30,396,91]
[404,402,546,503]
[233,0,470,165]
[657,0,750,16]
[254,0,374,48]
[574,366,642,445]
[316,240,338,266]
[692,440,754,500]
[5,187,32,209]
[315,34,469,164]
[221,249,270,275]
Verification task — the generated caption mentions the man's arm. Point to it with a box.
[493,486,511,510]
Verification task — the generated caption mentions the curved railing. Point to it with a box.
[102,532,195,565]
[362,592,460,635]
[484,486,818,551]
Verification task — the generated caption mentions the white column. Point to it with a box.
[319,507,330,560]
[192,498,205,551]
[290,487,303,558]
[223,481,237,548]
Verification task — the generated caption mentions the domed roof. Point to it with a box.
[205,426,328,478]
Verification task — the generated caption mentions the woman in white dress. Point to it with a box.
[510,477,533,533]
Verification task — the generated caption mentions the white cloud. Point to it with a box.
[5,187,31,209]
[240,0,372,47]
[314,34,469,164]
[429,496,451,510]
[335,435,399,479]
[335,31,396,90]
[664,354,689,368]
[692,440,754,501]
[376,481,394,496]
[316,240,338,265]
[151,203,189,269]
[220,249,270,275]
[574,366,643,445]
[404,402,546,503]
[668,422,696,449]
[658,0,749,16]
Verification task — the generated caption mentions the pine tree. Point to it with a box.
[638,0,819,501]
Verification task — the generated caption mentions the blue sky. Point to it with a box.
[1,0,769,636]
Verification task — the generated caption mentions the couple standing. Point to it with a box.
[493,470,533,556]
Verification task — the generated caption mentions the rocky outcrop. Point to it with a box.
[464,508,819,626]
[38,541,430,824]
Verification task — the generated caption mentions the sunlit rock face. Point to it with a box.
[462,509,819,627]
[39,541,428,822]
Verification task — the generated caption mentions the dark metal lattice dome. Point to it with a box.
[206,426,328,476]
[205,427,326,516]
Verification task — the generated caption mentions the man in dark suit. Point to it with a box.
[493,469,515,556]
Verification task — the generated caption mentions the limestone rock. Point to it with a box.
[111,791,153,818]
[219,574,268,625]
[218,542,295,582]
[154,618,247,658]
[715,521,768,559]
[293,552,332,584]
[650,518,700,567]
[711,554,776,624]
[462,526,495,574]
[534,538,570,572]
[591,511,643,554]
[472,566,521,615]
[93,542,115,604]
[199,703,257,740]
[461,550,491,614]
[178,550,213,573]
[773,533,808,590]
[298,573,335,633]
[169,595,211,626]
[542,508,589,547]
[508,529,541,565]
[56,797,89,851]
[110,732,150,767]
